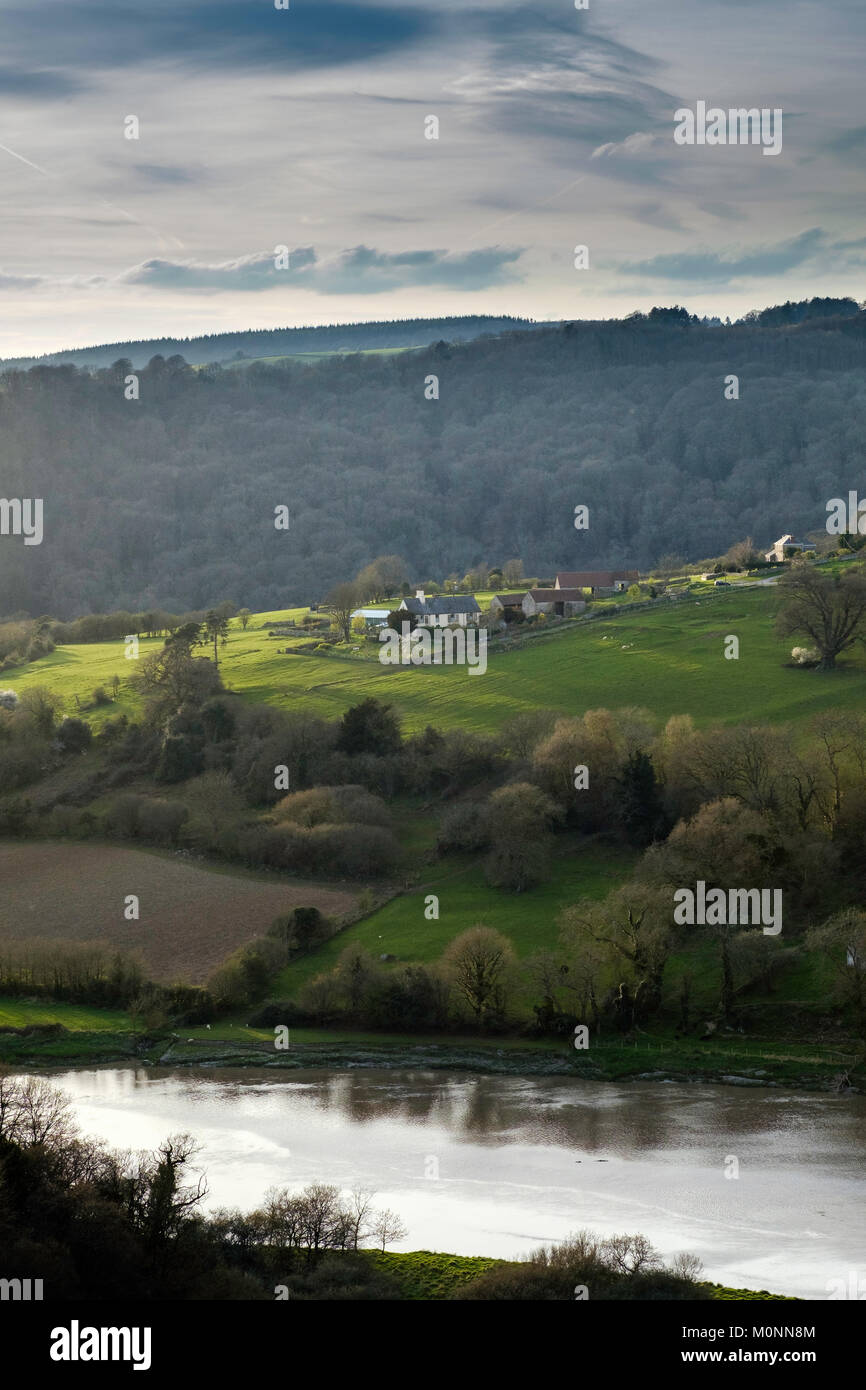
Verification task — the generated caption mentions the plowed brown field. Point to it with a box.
[0,842,358,984]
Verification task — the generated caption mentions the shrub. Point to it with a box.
[273,784,391,829]
[437,802,490,855]
[104,792,145,838]
[366,965,452,1031]
[246,1000,314,1028]
[136,798,189,845]
[207,937,284,1010]
[45,805,90,838]
[57,716,93,754]
[269,906,330,953]
[456,1232,709,1301]
[0,797,33,836]
[155,733,205,783]
[0,743,45,791]
[304,823,400,877]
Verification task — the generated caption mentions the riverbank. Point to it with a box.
[2,1017,860,1092]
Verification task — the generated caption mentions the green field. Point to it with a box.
[5,583,865,735]
[213,346,422,370]
[0,999,132,1031]
[273,836,634,999]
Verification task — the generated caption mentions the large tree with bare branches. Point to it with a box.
[776,563,866,670]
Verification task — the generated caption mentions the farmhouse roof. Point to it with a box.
[555,570,639,588]
[401,595,481,615]
[493,593,526,606]
[429,596,481,614]
[528,588,587,602]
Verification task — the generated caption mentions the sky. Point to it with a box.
[0,0,864,355]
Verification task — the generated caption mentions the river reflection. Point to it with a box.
[32,1066,866,1298]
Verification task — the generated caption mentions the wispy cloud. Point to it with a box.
[592,132,658,159]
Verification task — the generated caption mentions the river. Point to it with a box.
[33,1066,866,1298]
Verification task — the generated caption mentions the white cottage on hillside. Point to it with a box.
[399,590,481,627]
[764,534,817,563]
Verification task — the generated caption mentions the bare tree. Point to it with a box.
[776,563,866,670]
[325,582,360,642]
[345,1186,376,1250]
[810,711,866,830]
[0,1073,77,1148]
[502,557,524,586]
[369,1207,408,1252]
[600,1233,661,1276]
[298,1183,342,1259]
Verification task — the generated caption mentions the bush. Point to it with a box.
[246,1000,314,1028]
[437,802,489,855]
[365,965,452,1031]
[91,686,112,706]
[0,797,33,836]
[45,805,92,838]
[155,733,205,783]
[136,798,189,845]
[0,742,46,792]
[273,784,391,830]
[57,716,93,754]
[104,792,145,838]
[304,823,400,877]
[207,937,285,1010]
[268,906,330,953]
[456,1232,709,1301]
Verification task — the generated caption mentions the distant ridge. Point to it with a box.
[0,315,552,371]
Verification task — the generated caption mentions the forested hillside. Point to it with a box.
[0,315,546,371]
[2,302,865,618]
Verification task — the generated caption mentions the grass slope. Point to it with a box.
[272,837,634,999]
[4,586,865,736]
[367,1251,793,1300]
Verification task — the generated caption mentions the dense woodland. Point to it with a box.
[1,297,864,619]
